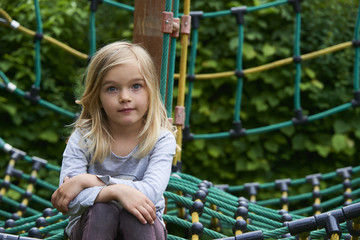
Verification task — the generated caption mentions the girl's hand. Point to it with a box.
[51,174,103,214]
[97,184,156,225]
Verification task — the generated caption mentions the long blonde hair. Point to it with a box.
[74,41,173,163]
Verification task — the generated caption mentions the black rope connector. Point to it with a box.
[183,125,194,141]
[235,206,248,219]
[293,55,302,64]
[286,216,317,235]
[88,0,102,12]
[34,32,43,41]
[292,109,308,125]
[230,121,246,137]
[187,74,196,82]
[233,218,247,233]
[214,184,229,191]
[351,91,360,107]
[275,178,291,192]
[32,156,48,171]
[171,161,182,173]
[43,208,54,218]
[11,213,20,221]
[35,217,47,228]
[325,213,341,238]
[306,173,322,186]
[194,189,207,202]
[244,182,259,202]
[337,166,353,179]
[235,70,244,78]
[18,203,27,211]
[190,222,204,237]
[231,6,247,25]
[28,227,41,238]
[352,39,360,48]
[25,85,41,104]
[190,11,203,29]
[342,203,360,220]
[288,0,304,13]
[10,148,26,161]
[5,219,16,228]
[23,191,33,200]
[190,200,204,216]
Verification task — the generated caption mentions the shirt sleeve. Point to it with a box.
[59,130,105,216]
[104,131,176,204]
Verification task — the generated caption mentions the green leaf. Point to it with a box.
[281,126,295,137]
[331,134,347,152]
[262,43,276,57]
[315,145,330,157]
[38,130,59,143]
[304,67,316,79]
[264,141,279,153]
[208,146,221,158]
[333,120,351,134]
[243,43,256,60]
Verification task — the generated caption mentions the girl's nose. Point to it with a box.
[118,90,131,103]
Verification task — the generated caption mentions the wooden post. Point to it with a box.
[133,0,166,77]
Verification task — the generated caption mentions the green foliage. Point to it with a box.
[0,0,359,194]
[181,0,360,185]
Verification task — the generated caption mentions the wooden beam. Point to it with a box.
[133,0,166,77]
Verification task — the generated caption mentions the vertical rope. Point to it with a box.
[353,2,360,91]
[185,27,199,127]
[33,0,43,88]
[89,11,96,55]
[293,12,302,110]
[166,0,180,117]
[173,0,191,167]
[234,23,244,122]
[160,0,173,103]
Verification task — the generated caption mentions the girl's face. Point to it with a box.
[99,60,149,133]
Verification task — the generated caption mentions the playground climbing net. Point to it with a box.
[1,0,360,239]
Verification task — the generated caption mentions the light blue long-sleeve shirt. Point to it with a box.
[59,129,176,236]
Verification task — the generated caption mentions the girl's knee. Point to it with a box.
[87,202,120,219]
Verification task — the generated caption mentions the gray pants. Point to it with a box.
[70,202,167,240]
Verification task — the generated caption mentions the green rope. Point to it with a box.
[103,0,134,11]
[184,27,199,126]
[33,0,43,88]
[234,24,244,122]
[165,0,180,117]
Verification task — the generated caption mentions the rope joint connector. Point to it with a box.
[230,121,246,137]
[88,0,103,12]
[231,6,247,25]
[351,91,360,107]
[352,39,360,48]
[25,85,41,104]
[32,156,48,171]
[183,126,194,141]
[292,109,308,125]
[288,0,304,13]
[190,11,203,29]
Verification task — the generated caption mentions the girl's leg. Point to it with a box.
[70,202,120,240]
[118,209,167,240]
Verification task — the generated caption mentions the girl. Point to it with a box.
[51,41,176,240]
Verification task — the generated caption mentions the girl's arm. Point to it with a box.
[95,184,157,225]
[51,173,104,214]
[52,131,106,215]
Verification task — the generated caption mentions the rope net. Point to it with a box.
[1,0,360,239]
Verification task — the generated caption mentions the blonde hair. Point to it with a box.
[74,41,174,163]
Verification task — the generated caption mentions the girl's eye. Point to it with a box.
[132,84,142,90]
[107,86,117,92]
